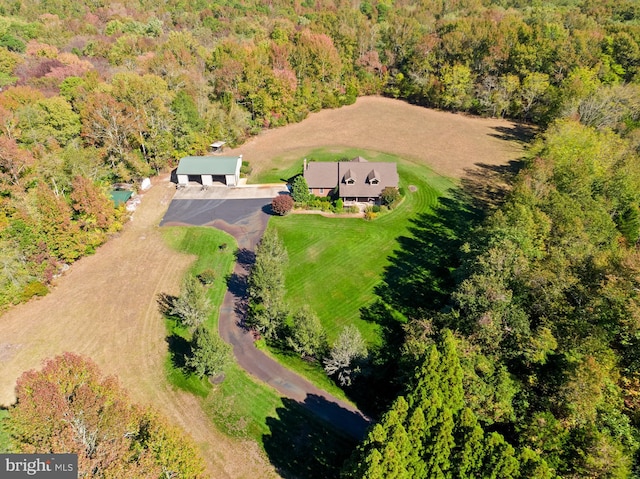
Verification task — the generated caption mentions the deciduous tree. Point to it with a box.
[323,325,367,386]
[8,353,206,478]
[271,194,294,215]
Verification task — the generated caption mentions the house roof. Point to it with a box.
[338,161,398,198]
[303,157,398,198]
[344,169,356,182]
[303,162,338,188]
[176,156,241,176]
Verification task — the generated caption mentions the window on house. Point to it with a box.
[370,178,379,185]
[319,188,324,194]
[346,178,355,185]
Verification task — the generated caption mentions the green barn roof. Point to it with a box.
[176,156,241,175]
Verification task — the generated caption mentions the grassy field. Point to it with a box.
[159,147,464,475]
[269,148,454,344]
[255,148,455,396]
[160,227,284,438]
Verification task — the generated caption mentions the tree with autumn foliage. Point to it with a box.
[70,175,118,231]
[7,353,206,478]
[271,194,294,215]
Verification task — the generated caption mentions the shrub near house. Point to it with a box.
[271,194,294,215]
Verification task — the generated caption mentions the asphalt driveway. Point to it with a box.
[160,184,288,248]
[159,185,371,439]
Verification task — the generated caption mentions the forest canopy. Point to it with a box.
[0,0,639,308]
[0,1,639,476]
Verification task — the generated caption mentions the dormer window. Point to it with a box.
[367,169,380,185]
[344,169,356,184]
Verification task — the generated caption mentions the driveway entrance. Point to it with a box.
[160,184,288,248]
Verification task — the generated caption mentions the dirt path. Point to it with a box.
[0,176,279,479]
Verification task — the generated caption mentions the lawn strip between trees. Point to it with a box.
[160,227,283,438]
[160,225,359,477]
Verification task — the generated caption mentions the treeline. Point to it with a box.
[0,0,639,306]
[364,117,640,478]
[0,1,639,473]
[247,229,369,388]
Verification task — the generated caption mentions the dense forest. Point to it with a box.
[0,0,640,477]
[1,0,640,308]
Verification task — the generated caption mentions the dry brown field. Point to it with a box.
[226,95,528,179]
[0,97,527,477]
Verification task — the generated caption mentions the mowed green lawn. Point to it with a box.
[160,226,357,478]
[161,227,284,439]
[269,148,455,345]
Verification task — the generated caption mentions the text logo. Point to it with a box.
[0,454,77,478]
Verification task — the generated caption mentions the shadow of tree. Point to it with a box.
[156,292,177,316]
[489,124,537,144]
[166,334,191,370]
[349,301,407,415]
[157,293,192,371]
[461,160,525,212]
[262,203,275,215]
[375,192,482,318]
[351,163,526,414]
[235,247,255,269]
[376,161,525,318]
[263,394,366,479]
[226,272,249,326]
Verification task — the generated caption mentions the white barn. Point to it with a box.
[176,155,242,187]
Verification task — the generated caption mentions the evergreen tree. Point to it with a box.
[291,175,311,203]
[286,305,328,359]
[186,325,232,378]
[246,228,288,340]
[170,275,211,329]
[343,331,549,479]
[453,408,486,479]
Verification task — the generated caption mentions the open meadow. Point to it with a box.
[0,97,526,476]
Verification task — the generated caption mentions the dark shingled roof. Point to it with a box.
[303,157,398,198]
[303,161,339,188]
[338,161,398,198]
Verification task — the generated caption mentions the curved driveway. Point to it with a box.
[161,187,371,440]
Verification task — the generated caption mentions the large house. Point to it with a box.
[303,156,399,203]
[176,155,242,187]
